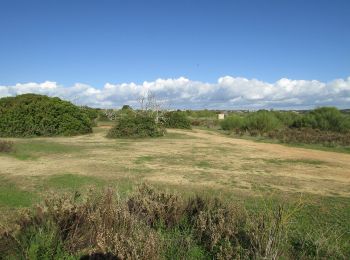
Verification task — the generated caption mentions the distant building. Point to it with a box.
[218,113,225,120]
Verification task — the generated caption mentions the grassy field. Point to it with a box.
[1,123,350,258]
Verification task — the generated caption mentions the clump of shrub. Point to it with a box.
[164,111,191,129]
[0,140,14,153]
[0,94,92,137]
[190,118,220,128]
[128,184,185,228]
[244,110,282,134]
[220,115,244,130]
[220,110,282,134]
[0,189,160,259]
[107,112,166,138]
[293,107,350,133]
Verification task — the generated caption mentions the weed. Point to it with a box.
[0,140,14,153]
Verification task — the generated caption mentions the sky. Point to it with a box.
[0,0,349,109]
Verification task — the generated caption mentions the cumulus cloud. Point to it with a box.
[0,76,350,109]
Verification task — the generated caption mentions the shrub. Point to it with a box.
[0,189,160,259]
[0,94,92,137]
[190,118,219,128]
[220,115,244,130]
[272,111,301,127]
[164,111,191,129]
[107,112,166,138]
[293,107,350,133]
[128,184,185,228]
[244,110,282,134]
[0,140,14,153]
[79,106,99,126]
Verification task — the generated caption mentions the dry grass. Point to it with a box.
[1,126,350,198]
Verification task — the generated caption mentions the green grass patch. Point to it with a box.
[263,158,326,165]
[162,132,195,139]
[0,178,37,207]
[44,173,105,190]
[196,161,212,168]
[135,155,155,164]
[6,140,83,160]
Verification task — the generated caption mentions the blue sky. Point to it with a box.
[0,0,349,109]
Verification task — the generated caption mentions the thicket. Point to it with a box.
[107,112,166,138]
[292,107,350,133]
[0,94,92,137]
[220,107,350,145]
[1,184,348,259]
[164,111,191,129]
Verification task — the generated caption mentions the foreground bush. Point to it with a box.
[0,140,14,153]
[0,189,160,259]
[0,94,92,137]
[1,185,348,259]
[107,112,166,138]
[164,111,191,129]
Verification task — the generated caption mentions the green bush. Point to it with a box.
[244,110,282,133]
[0,94,92,137]
[79,106,99,126]
[107,112,166,138]
[220,115,244,130]
[164,111,191,129]
[293,107,350,133]
[272,111,301,127]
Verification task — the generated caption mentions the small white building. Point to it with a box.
[218,113,225,120]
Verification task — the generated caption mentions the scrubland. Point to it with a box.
[1,124,350,259]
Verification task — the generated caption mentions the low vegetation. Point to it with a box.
[1,184,348,259]
[0,140,14,153]
[0,94,92,137]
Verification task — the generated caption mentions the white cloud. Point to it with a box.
[0,76,350,109]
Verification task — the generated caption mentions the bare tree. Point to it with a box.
[138,90,167,123]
